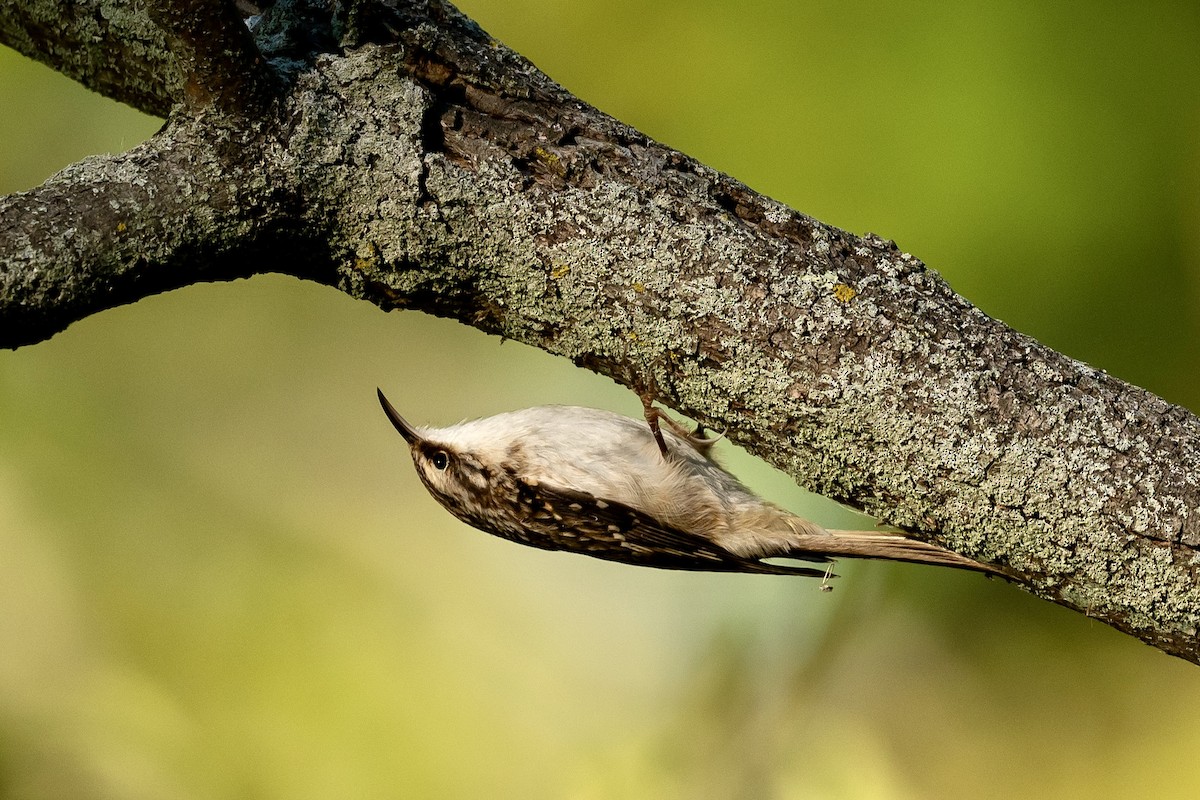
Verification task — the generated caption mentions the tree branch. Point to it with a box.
[2,0,1198,663]
[0,0,178,117]
[149,0,278,116]
[0,117,317,346]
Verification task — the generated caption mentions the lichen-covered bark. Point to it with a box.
[2,0,1198,662]
[0,116,318,346]
[0,0,178,117]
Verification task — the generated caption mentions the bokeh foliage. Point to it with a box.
[2,1,1199,797]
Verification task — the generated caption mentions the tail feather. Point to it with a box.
[717,507,1009,579]
[787,529,1007,577]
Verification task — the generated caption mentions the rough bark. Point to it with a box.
[2,0,1198,663]
[0,0,179,117]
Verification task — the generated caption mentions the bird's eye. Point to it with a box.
[431,451,449,471]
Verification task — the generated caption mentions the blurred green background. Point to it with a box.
[2,1,1200,798]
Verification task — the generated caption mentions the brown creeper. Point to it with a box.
[376,389,1000,579]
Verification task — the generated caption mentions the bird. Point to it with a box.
[376,388,1003,582]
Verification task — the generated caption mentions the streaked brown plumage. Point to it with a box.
[377,389,1004,581]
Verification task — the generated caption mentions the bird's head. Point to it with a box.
[376,388,503,526]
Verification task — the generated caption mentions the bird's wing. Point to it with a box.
[518,479,830,577]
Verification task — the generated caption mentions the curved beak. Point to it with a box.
[376,388,421,445]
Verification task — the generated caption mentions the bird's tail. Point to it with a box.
[719,506,1010,579]
[788,528,1008,577]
